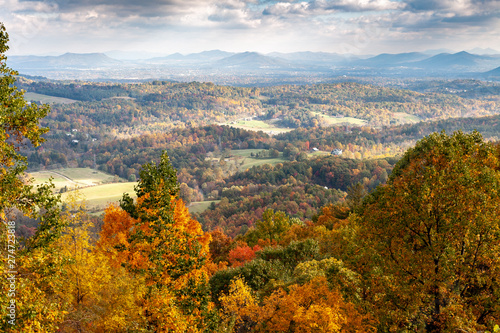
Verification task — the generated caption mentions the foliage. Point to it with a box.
[99,152,215,331]
[218,277,257,332]
[54,198,147,332]
[228,244,262,267]
[244,209,299,246]
[358,131,500,331]
[221,276,375,333]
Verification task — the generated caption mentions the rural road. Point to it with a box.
[38,170,86,187]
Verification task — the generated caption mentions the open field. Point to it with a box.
[56,168,118,185]
[188,200,220,215]
[223,119,293,135]
[24,92,77,104]
[30,168,120,192]
[213,149,288,170]
[311,112,368,126]
[61,182,137,210]
[30,171,77,192]
[307,150,331,157]
[391,112,422,124]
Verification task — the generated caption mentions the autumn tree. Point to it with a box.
[221,276,374,333]
[358,131,500,332]
[53,197,147,332]
[99,152,215,331]
[228,244,262,267]
[244,209,299,246]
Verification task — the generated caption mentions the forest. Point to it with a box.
[2,23,500,332]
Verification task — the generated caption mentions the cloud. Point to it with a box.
[262,0,402,17]
[402,0,500,19]
[2,0,499,55]
[18,0,209,16]
[262,2,311,16]
[398,0,500,30]
[315,0,402,12]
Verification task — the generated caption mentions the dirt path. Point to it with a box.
[38,171,87,187]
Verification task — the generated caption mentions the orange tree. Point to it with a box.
[357,131,500,332]
[220,276,375,333]
[99,152,215,332]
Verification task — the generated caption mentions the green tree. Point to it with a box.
[245,209,295,246]
[358,131,500,332]
[0,22,63,332]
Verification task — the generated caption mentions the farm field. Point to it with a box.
[311,112,368,126]
[31,168,219,214]
[24,92,77,104]
[188,200,220,215]
[391,112,422,124]
[223,119,293,135]
[30,168,120,192]
[206,149,288,173]
[230,149,287,168]
[61,182,137,211]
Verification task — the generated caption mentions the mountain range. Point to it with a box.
[7,50,500,80]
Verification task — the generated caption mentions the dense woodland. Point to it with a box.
[2,23,500,332]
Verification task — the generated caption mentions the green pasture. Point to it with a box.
[391,112,422,124]
[57,168,118,185]
[311,112,368,126]
[30,168,120,192]
[222,149,286,170]
[224,119,293,134]
[307,150,330,157]
[24,92,77,104]
[30,171,76,192]
[61,182,137,211]
[188,200,220,215]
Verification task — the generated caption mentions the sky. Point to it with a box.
[1,0,500,57]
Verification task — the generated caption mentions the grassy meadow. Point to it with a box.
[61,182,137,211]
[310,112,368,126]
[24,92,77,104]
[223,119,293,135]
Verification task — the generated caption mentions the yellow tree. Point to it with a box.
[99,152,215,332]
[54,197,147,332]
[221,276,374,333]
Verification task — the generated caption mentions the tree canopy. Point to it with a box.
[358,131,500,332]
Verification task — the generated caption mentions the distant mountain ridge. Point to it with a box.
[355,52,428,67]
[215,52,291,69]
[7,49,500,80]
[484,66,500,78]
[411,51,484,68]
[9,52,121,69]
[147,50,235,64]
